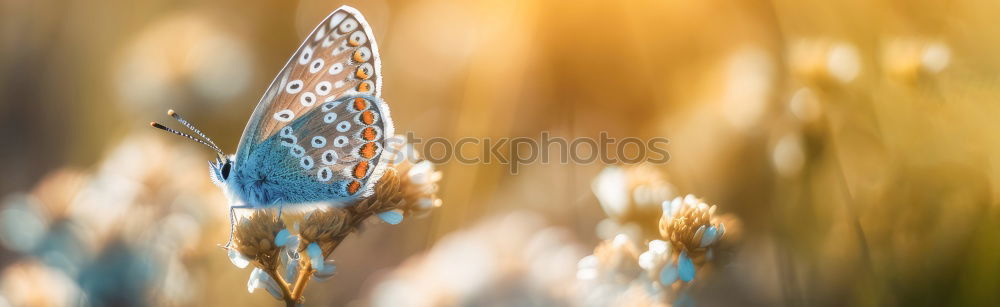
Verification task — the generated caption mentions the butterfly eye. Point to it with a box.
[221,162,232,180]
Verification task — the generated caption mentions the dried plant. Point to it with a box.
[581,166,741,306]
[225,141,443,306]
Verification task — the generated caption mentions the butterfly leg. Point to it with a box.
[224,204,256,248]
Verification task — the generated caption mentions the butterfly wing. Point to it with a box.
[229,6,392,206]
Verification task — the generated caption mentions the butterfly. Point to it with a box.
[150,6,394,246]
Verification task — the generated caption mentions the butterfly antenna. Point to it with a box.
[149,121,226,157]
[167,109,223,153]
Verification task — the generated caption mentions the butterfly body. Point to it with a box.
[218,94,394,207]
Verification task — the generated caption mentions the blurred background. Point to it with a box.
[1,0,999,306]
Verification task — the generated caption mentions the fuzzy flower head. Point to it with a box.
[231,210,286,271]
[653,194,735,286]
[576,234,643,284]
[659,195,726,254]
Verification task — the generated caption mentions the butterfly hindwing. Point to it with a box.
[229,6,391,206]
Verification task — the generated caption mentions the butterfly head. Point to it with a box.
[208,154,236,187]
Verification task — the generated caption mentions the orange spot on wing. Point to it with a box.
[361,127,377,141]
[357,82,371,92]
[347,181,361,194]
[360,110,375,125]
[355,66,370,79]
[353,161,370,179]
[359,142,377,158]
[353,98,367,111]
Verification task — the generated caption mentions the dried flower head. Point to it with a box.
[299,209,351,257]
[659,195,726,255]
[650,194,739,286]
[233,210,285,271]
[226,137,445,305]
[577,234,643,284]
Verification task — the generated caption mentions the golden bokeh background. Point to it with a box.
[1,0,999,305]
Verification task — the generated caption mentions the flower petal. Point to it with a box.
[247,268,263,293]
[592,167,629,217]
[377,210,404,225]
[638,250,656,270]
[285,257,299,282]
[265,285,283,300]
[259,272,283,300]
[660,262,678,285]
[661,200,673,217]
[679,251,696,282]
[313,259,337,281]
[307,243,324,270]
[693,225,706,244]
[417,198,434,209]
[408,161,433,184]
[576,255,599,280]
[284,235,300,252]
[700,226,719,247]
[229,248,250,269]
[274,229,290,246]
[649,239,669,255]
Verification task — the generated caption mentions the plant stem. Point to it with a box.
[281,209,375,305]
[264,268,295,307]
[290,262,314,301]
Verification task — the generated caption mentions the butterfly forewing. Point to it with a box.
[241,7,383,147]
[232,6,391,204]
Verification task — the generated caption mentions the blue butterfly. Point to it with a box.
[151,6,394,246]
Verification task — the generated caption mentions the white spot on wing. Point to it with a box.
[300,156,315,170]
[274,109,295,122]
[321,150,339,165]
[333,136,349,147]
[336,121,351,132]
[286,80,303,94]
[300,92,316,106]
[316,81,332,95]
[309,59,325,73]
[317,167,333,181]
[323,112,337,123]
[328,63,344,75]
[311,136,327,148]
